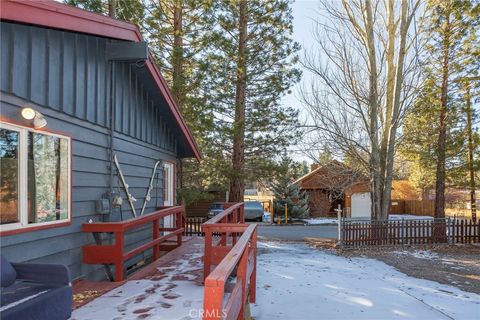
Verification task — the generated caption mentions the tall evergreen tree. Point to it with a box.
[204,0,301,201]
[143,1,215,190]
[65,0,145,24]
[421,0,478,218]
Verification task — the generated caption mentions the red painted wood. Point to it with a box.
[83,244,118,264]
[223,281,243,320]
[203,224,257,320]
[82,206,185,281]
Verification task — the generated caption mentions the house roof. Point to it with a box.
[0,0,201,160]
[294,160,347,185]
[294,160,368,190]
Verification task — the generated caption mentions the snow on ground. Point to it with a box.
[72,241,479,320]
[251,241,480,320]
[302,218,339,225]
[389,214,434,220]
[71,253,204,320]
[303,215,434,225]
[302,214,433,225]
[393,249,440,260]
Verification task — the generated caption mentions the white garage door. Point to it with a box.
[351,192,371,218]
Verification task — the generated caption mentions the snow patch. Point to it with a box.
[389,214,433,220]
[72,253,204,320]
[251,241,480,320]
[393,250,439,260]
[302,218,338,225]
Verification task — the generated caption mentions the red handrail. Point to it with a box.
[203,224,257,320]
[202,203,245,280]
[203,202,244,225]
[82,206,185,281]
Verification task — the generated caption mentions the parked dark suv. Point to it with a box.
[207,202,225,218]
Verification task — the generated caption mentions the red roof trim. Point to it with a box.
[1,0,201,160]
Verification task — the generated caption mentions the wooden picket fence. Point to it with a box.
[341,218,479,247]
[184,217,208,236]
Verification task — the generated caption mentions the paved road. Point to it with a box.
[257,224,339,241]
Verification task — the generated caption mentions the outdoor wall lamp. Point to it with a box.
[21,107,47,129]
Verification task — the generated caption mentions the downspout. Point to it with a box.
[107,61,116,221]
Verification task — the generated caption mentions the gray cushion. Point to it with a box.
[0,255,16,288]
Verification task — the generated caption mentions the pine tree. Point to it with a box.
[271,177,309,219]
[424,0,480,218]
[204,0,301,201]
[143,1,216,190]
[65,0,145,23]
[400,76,467,193]
[270,156,309,219]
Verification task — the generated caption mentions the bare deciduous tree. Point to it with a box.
[301,0,424,219]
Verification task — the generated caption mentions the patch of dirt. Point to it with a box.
[73,290,103,305]
[341,244,480,294]
[134,294,147,303]
[160,302,173,308]
[133,307,154,314]
[162,292,181,299]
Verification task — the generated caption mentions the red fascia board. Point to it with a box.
[1,0,201,160]
[1,0,139,41]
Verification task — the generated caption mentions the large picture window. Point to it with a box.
[0,121,71,232]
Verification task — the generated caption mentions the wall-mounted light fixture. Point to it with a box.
[21,107,47,129]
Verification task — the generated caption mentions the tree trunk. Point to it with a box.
[171,0,186,189]
[434,8,451,220]
[381,0,409,220]
[365,0,381,220]
[230,0,248,203]
[379,0,396,218]
[172,0,184,109]
[465,82,477,221]
[108,0,116,18]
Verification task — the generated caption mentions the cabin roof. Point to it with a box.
[1,0,201,160]
[294,160,368,190]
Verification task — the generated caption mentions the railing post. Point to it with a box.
[232,209,238,246]
[221,217,227,246]
[176,209,183,246]
[153,218,159,260]
[203,283,224,320]
[249,227,257,303]
[204,227,212,281]
[237,246,248,320]
[114,231,125,282]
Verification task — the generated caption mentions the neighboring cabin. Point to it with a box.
[0,1,200,281]
[295,161,419,218]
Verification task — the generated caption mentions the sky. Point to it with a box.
[282,0,321,165]
[284,0,480,166]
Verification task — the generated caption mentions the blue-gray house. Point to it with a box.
[0,0,200,281]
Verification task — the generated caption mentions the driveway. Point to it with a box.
[257,224,338,241]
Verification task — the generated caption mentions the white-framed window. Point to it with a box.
[163,162,174,207]
[0,121,71,232]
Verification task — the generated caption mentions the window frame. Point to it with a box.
[0,120,72,235]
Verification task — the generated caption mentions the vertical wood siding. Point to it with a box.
[0,21,181,280]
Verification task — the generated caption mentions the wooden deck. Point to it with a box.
[72,236,204,310]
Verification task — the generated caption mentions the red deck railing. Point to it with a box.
[202,203,245,279]
[82,206,185,281]
[202,202,257,320]
[203,224,257,320]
